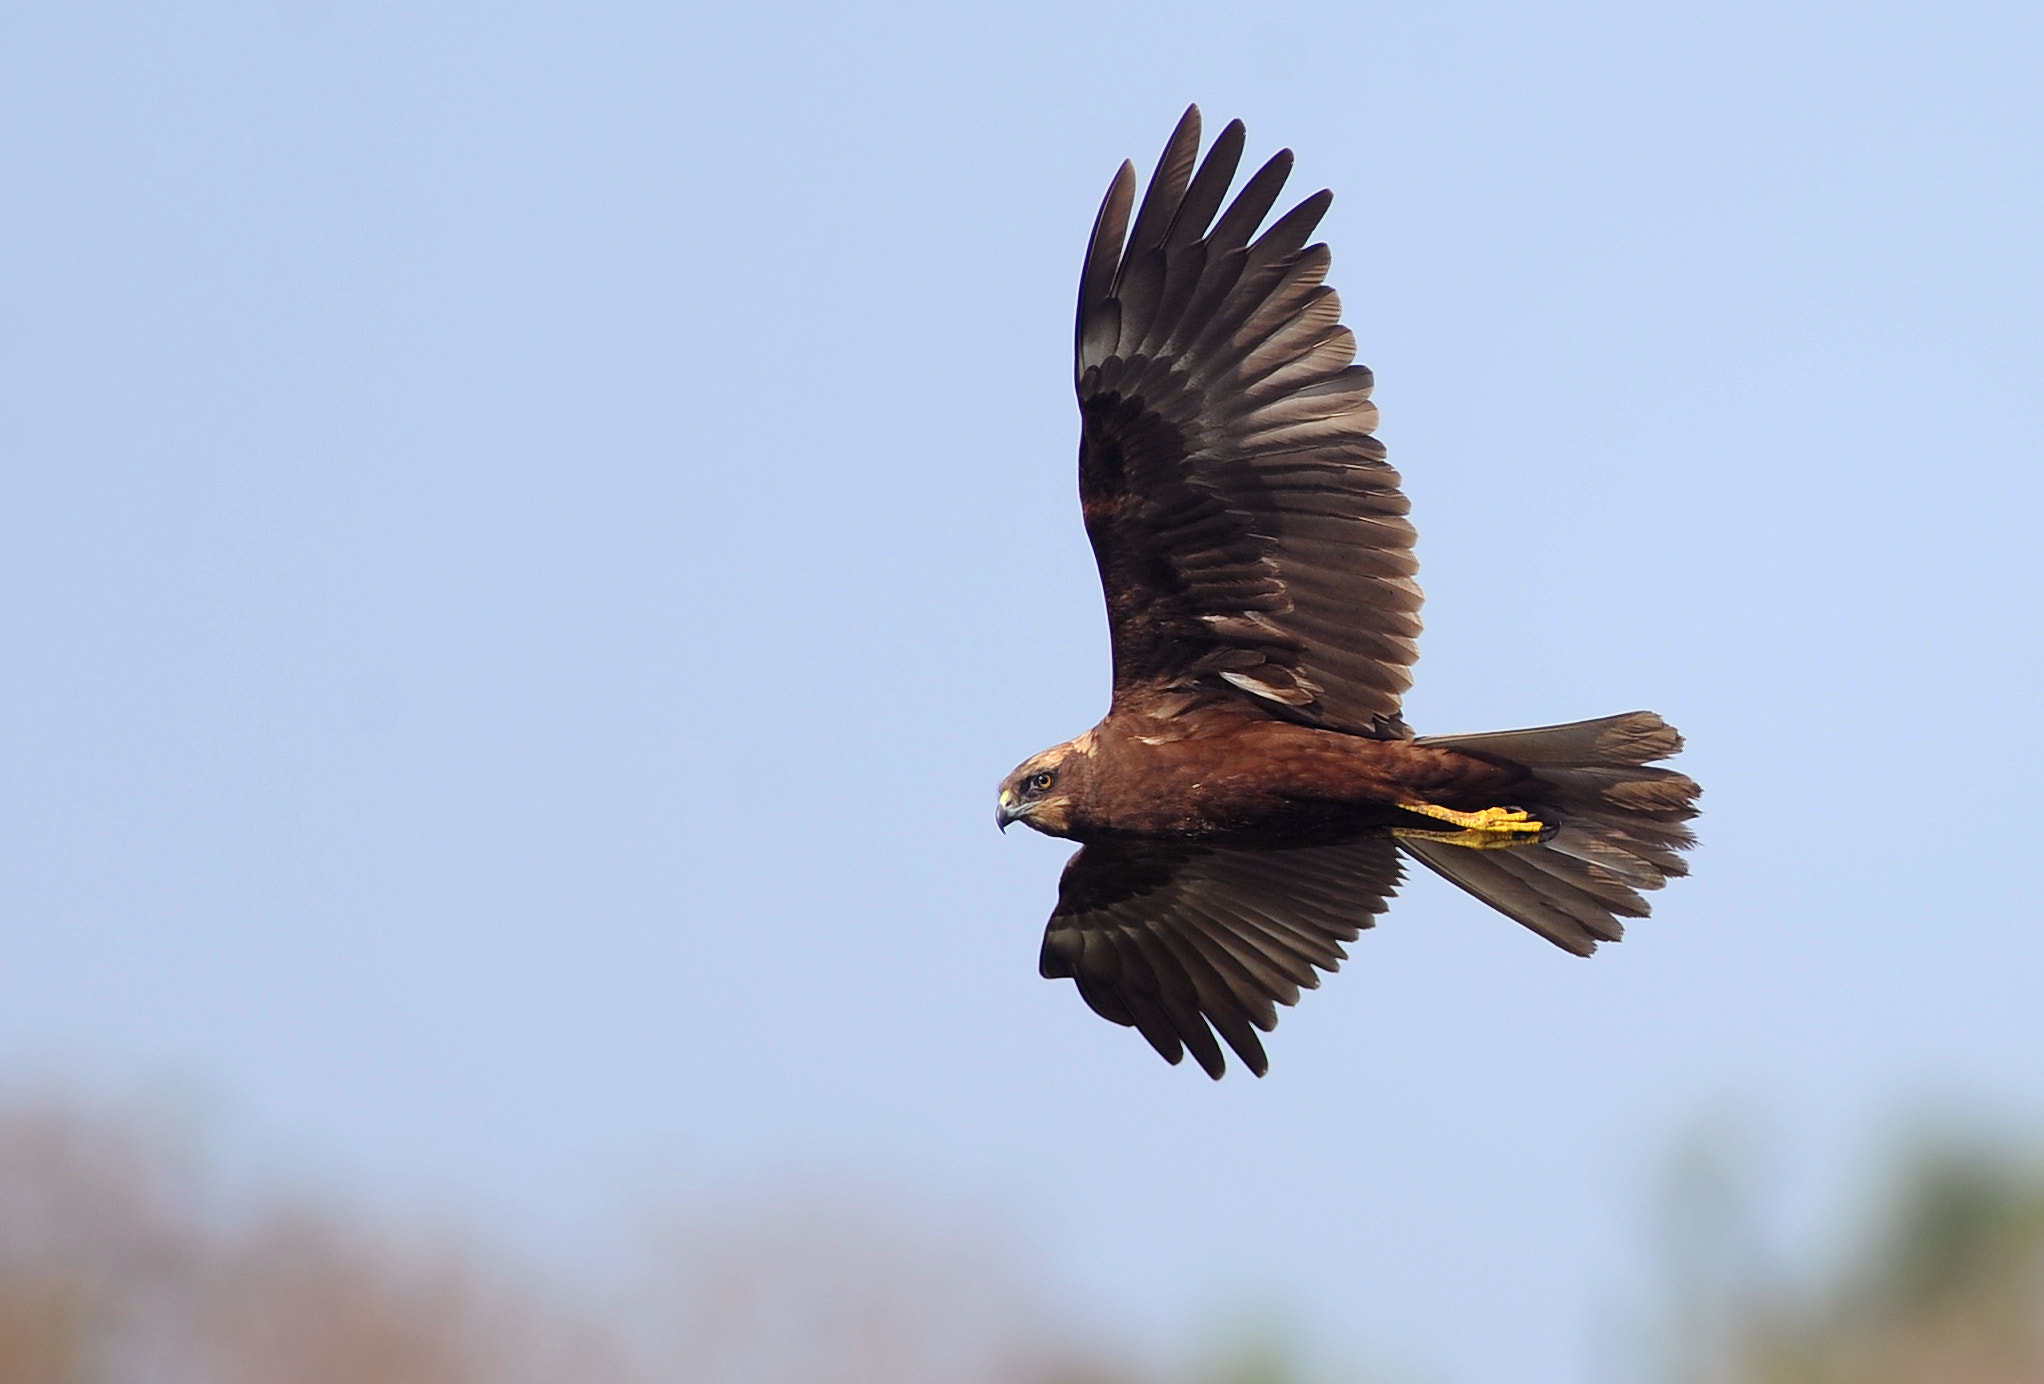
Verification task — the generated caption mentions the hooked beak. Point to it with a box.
[996,788,1019,832]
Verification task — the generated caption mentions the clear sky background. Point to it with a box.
[3,1,2041,1380]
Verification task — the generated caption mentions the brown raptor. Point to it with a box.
[996,106,1700,1079]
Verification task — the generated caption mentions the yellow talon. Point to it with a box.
[1392,802,1547,850]
[1398,803,1543,832]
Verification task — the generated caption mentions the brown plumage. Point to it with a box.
[997,107,1700,1079]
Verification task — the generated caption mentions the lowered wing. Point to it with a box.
[1039,834,1403,1078]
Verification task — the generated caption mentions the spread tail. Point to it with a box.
[1402,711,1700,955]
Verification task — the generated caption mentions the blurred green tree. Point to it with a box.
[1663,1135,2044,1384]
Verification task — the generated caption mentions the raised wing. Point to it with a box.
[1038,835,1403,1078]
[1076,106,1422,738]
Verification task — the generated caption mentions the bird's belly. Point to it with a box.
[1114,785,1414,844]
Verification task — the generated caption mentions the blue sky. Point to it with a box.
[3,1,2041,1379]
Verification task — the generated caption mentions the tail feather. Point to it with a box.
[1405,711,1700,955]
[1422,711,1684,766]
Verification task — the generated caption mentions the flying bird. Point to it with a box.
[996,106,1700,1079]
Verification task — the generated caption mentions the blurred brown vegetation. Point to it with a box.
[0,1098,1134,1384]
[0,1099,630,1384]
[9,1096,2044,1384]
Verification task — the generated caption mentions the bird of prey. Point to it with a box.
[996,106,1700,1079]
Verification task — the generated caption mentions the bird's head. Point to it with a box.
[995,737,1093,837]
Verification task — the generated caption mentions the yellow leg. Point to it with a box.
[1392,802,1548,850]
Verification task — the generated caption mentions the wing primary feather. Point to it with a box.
[1148,922,1267,1077]
[1077,162,1137,373]
[1249,188,1334,261]
[1116,105,1202,292]
[1181,193,1338,371]
[1129,117,1248,357]
[1117,972,1189,1067]
[1148,150,1295,362]
[1129,923,1227,1079]
[1169,118,1247,249]
[1130,240,1211,364]
[1207,149,1294,256]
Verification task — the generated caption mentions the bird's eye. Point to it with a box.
[1029,770,1055,792]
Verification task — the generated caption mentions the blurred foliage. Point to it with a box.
[1664,1134,2044,1384]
